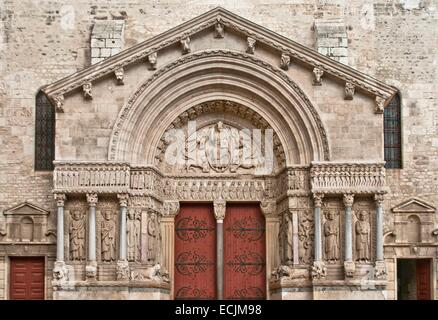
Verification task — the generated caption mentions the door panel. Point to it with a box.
[224,204,266,300]
[174,204,216,299]
[416,259,431,300]
[10,257,45,300]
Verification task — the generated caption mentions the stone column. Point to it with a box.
[86,193,98,280]
[116,194,129,280]
[260,200,278,299]
[291,210,299,266]
[374,193,387,280]
[162,201,180,298]
[311,193,326,280]
[53,193,68,282]
[343,193,355,277]
[213,200,226,300]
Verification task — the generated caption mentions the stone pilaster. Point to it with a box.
[311,193,326,280]
[116,194,129,280]
[260,200,278,286]
[343,193,355,278]
[162,201,180,298]
[213,200,226,300]
[374,193,387,280]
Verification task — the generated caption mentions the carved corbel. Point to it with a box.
[246,37,256,54]
[162,201,180,217]
[180,37,191,55]
[148,52,157,70]
[214,18,225,38]
[213,201,226,221]
[53,94,64,112]
[260,200,277,217]
[344,82,355,100]
[312,67,324,86]
[114,67,124,85]
[280,53,290,70]
[83,82,93,100]
[375,96,385,114]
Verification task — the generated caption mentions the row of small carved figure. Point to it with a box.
[54,170,130,188]
[162,180,270,200]
[278,209,373,264]
[68,208,160,263]
[311,174,385,188]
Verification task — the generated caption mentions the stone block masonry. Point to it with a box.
[314,19,348,65]
[91,20,125,64]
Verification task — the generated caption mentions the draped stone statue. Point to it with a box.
[127,209,141,262]
[279,212,293,265]
[147,212,159,264]
[101,210,116,262]
[324,210,339,263]
[69,209,85,261]
[356,210,371,262]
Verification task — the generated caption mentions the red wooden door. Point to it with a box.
[10,257,45,300]
[174,204,216,299]
[224,204,266,300]
[416,259,431,300]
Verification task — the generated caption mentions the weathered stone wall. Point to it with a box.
[0,0,437,300]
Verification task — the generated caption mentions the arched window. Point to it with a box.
[35,90,55,170]
[384,94,402,168]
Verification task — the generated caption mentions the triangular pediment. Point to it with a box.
[41,7,397,110]
[392,198,436,213]
[3,202,49,216]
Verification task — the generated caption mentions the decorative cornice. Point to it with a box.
[40,7,397,109]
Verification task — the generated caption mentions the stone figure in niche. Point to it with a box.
[147,212,159,264]
[69,209,85,261]
[324,210,339,263]
[101,210,116,262]
[355,210,371,262]
[127,209,141,262]
[279,213,293,265]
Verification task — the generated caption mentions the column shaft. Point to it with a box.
[56,204,64,261]
[119,205,127,260]
[344,205,353,261]
[88,205,96,261]
[376,203,384,261]
[314,206,322,261]
[216,221,224,300]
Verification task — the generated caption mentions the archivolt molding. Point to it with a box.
[108,49,330,165]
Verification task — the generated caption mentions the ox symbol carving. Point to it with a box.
[175,217,215,242]
[175,251,214,277]
[225,217,265,242]
[226,251,265,275]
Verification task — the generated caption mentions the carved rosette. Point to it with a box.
[117,193,129,207]
[213,201,226,221]
[260,201,277,218]
[86,193,98,207]
[54,193,66,207]
[311,261,327,280]
[163,201,180,217]
[343,194,354,208]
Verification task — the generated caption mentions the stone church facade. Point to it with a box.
[0,2,436,300]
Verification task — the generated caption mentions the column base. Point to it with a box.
[311,261,327,280]
[344,261,355,278]
[116,260,130,281]
[374,261,388,280]
[53,261,69,283]
[86,261,98,280]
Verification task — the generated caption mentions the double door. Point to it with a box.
[174,203,266,300]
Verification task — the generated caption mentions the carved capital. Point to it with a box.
[117,193,129,207]
[311,261,327,280]
[180,37,191,54]
[312,67,324,86]
[375,193,385,207]
[375,96,385,114]
[213,200,226,221]
[313,193,324,208]
[280,53,290,70]
[83,82,93,100]
[260,200,277,217]
[344,82,355,100]
[86,193,98,207]
[246,37,256,54]
[163,201,180,217]
[343,193,354,208]
[53,94,64,112]
[148,52,157,70]
[54,193,66,207]
[114,67,124,85]
[214,18,225,38]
